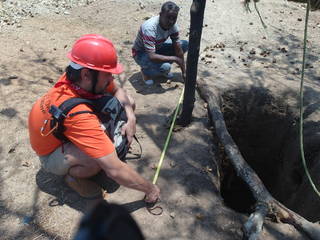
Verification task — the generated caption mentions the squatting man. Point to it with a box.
[132,1,188,85]
[28,34,160,202]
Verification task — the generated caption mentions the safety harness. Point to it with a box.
[47,95,131,160]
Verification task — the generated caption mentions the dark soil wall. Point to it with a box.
[218,86,320,221]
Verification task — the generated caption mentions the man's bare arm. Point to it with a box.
[147,43,185,76]
[113,87,136,144]
[95,151,160,202]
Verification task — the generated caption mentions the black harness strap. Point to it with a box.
[49,98,96,141]
[48,96,140,161]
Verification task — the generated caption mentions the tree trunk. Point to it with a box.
[178,0,206,126]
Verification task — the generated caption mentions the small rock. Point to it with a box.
[63,11,70,15]
[150,164,158,170]
[170,161,176,167]
[195,213,204,220]
[166,80,171,84]
[249,49,256,55]
[297,18,302,21]
[22,162,30,167]
[280,47,287,53]
[19,48,24,52]
[272,59,277,63]
[8,76,18,80]
[8,147,15,153]
[139,2,145,9]
[170,212,176,218]
[203,103,208,109]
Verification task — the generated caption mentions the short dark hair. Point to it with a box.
[65,65,82,83]
[161,1,179,13]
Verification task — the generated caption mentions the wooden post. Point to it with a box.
[178,0,206,126]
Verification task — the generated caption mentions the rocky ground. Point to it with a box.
[0,0,320,240]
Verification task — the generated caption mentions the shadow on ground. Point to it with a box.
[128,71,184,95]
[35,169,121,213]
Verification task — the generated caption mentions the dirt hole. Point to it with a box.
[217,87,311,217]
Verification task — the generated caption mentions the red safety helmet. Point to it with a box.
[67,34,123,74]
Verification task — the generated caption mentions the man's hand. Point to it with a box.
[174,56,184,70]
[145,184,161,203]
[121,118,136,145]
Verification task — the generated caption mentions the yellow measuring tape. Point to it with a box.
[152,87,185,184]
[146,87,184,215]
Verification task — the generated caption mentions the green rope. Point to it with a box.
[299,0,320,198]
[152,87,185,184]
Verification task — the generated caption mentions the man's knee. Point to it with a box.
[180,40,189,53]
[160,62,171,74]
[64,143,101,177]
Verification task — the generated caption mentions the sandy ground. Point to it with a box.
[0,0,320,239]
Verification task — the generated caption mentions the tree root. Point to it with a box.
[197,80,320,240]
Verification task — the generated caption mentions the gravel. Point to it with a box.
[0,0,97,27]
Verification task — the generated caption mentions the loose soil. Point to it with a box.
[0,0,320,240]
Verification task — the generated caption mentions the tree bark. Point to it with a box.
[178,0,206,126]
[197,79,320,240]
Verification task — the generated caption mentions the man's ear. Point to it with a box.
[80,69,91,83]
